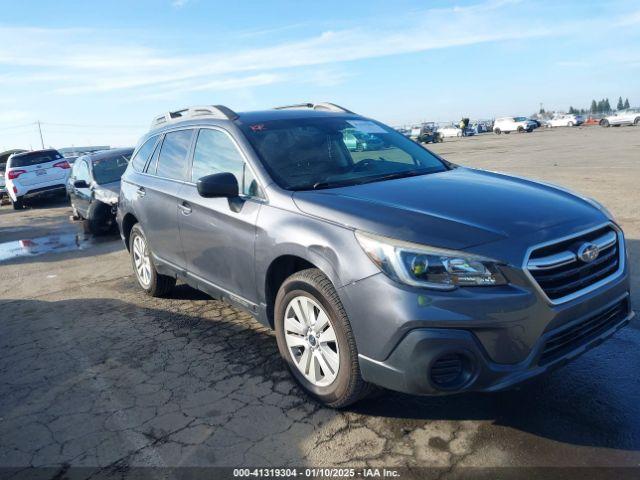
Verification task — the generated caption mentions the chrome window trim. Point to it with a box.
[522,222,625,306]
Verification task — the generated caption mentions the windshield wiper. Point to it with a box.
[352,169,434,185]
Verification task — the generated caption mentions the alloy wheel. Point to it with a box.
[132,234,152,288]
[283,295,340,387]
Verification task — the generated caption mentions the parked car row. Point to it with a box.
[3,147,133,234]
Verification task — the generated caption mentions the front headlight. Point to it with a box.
[355,231,507,290]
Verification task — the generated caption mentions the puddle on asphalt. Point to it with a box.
[0,233,98,263]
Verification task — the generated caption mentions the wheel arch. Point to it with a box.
[121,212,139,251]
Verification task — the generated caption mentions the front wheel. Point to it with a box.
[494,128,501,135]
[275,269,374,408]
[567,121,574,127]
[129,224,176,297]
[634,117,640,126]
[600,119,610,127]
[517,126,524,133]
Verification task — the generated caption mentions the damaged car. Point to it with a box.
[68,148,133,234]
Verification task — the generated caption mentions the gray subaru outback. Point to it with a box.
[117,102,633,407]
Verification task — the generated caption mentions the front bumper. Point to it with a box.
[340,251,632,395]
[357,294,632,395]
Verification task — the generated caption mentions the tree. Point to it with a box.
[624,98,630,109]
[591,100,598,113]
[617,97,624,110]
[604,98,611,112]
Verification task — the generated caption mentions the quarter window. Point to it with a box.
[131,136,158,172]
[192,129,261,197]
[155,129,194,181]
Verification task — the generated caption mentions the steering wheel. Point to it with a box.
[352,158,379,171]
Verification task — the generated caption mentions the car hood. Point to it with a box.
[94,181,120,205]
[292,167,604,250]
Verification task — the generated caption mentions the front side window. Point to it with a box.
[192,129,261,197]
[155,129,193,181]
[76,161,90,182]
[239,117,447,190]
[131,136,158,172]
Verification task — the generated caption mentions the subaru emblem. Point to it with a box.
[577,242,599,263]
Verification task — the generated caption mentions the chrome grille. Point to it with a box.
[526,225,621,302]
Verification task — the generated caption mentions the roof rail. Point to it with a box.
[150,105,239,129]
[273,102,355,114]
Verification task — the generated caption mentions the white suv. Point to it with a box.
[493,117,536,134]
[5,149,71,209]
[600,109,640,127]
[547,114,584,127]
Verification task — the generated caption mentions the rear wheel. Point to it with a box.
[275,268,374,408]
[129,224,176,297]
[567,121,574,127]
[600,119,610,127]
[634,117,640,126]
[11,196,24,210]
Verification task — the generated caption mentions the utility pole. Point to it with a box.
[36,121,44,149]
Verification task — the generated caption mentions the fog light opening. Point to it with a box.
[429,352,474,391]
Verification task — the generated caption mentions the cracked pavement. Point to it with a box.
[0,127,639,472]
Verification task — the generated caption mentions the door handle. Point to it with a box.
[136,187,146,198]
[179,201,192,215]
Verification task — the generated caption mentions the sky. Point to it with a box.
[0,0,639,150]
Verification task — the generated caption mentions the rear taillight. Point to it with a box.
[53,160,70,169]
[8,169,26,179]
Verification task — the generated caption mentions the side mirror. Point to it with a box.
[74,179,89,189]
[197,172,239,198]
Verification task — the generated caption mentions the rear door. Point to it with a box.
[139,128,194,270]
[178,127,263,303]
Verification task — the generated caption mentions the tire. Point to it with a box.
[567,121,574,127]
[600,119,609,127]
[494,128,501,135]
[634,117,640,126]
[86,203,115,235]
[11,197,24,210]
[517,126,524,133]
[129,224,176,297]
[274,268,375,408]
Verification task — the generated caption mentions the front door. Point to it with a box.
[178,127,263,304]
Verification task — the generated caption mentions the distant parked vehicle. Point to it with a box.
[5,149,70,210]
[493,117,536,134]
[67,148,133,234]
[0,163,6,201]
[600,109,640,127]
[343,128,385,151]
[438,125,464,138]
[411,123,442,143]
[547,114,584,127]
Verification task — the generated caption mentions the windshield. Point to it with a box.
[92,152,131,184]
[239,117,448,190]
[514,117,528,122]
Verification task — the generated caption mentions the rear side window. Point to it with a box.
[10,150,63,167]
[191,129,261,197]
[131,136,158,172]
[155,129,193,181]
